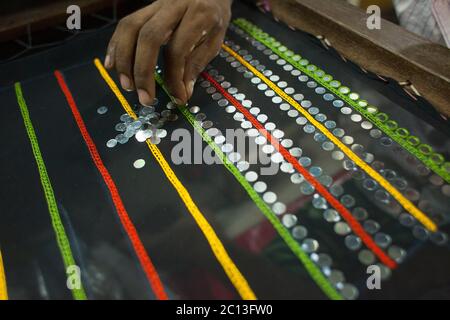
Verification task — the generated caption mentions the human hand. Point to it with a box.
[104,0,232,106]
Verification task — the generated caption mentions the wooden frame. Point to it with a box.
[270,0,450,117]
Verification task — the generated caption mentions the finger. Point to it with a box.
[133,5,186,106]
[164,4,220,104]
[104,36,116,69]
[106,4,158,91]
[183,28,226,100]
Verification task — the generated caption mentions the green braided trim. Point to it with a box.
[154,73,343,300]
[233,18,450,184]
[15,83,87,300]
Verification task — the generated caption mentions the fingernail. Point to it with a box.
[187,79,196,98]
[173,98,183,105]
[163,30,173,45]
[137,89,152,106]
[120,74,132,91]
[104,55,111,68]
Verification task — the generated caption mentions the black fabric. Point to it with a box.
[0,1,449,299]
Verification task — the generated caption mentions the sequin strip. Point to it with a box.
[54,70,168,300]
[219,37,448,249]
[221,44,437,233]
[154,72,343,300]
[14,82,87,300]
[202,65,405,270]
[93,59,256,300]
[202,71,397,269]
[221,35,429,237]
[233,18,450,185]
[0,251,7,300]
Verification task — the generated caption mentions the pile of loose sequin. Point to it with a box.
[98,101,178,148]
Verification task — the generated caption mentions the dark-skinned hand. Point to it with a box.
[104,0,232,106]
